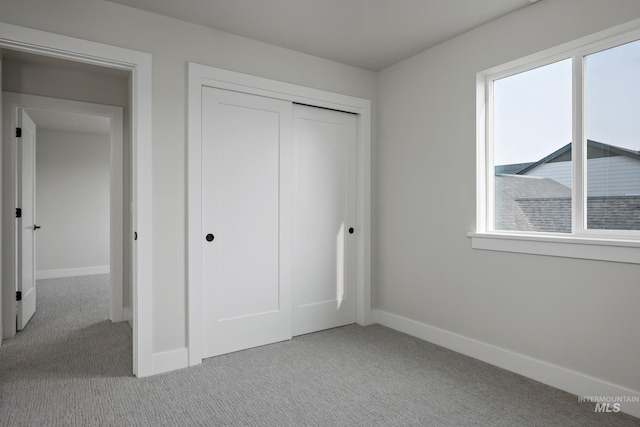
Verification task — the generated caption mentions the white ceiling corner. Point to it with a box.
[105,0,539,71]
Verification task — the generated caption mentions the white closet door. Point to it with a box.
[201,88,292,358]
[293,105,357,336]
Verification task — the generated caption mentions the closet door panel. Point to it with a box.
[293,105,357,336]
[201,87,292,358]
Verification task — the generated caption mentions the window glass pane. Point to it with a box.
[585,40,640,231]
[493,59,572,233]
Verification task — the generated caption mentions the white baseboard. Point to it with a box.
[36,265,110,280]
[152,348,189,375]
[124,306,133,329]
[372,309,640,419]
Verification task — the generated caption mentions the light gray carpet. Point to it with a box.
[1,275,638,426]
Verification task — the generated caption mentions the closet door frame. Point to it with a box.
[187,63,372,367]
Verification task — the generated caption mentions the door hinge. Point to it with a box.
[16,208,22,218]
[16,291,22,301]
[16,127,22,138]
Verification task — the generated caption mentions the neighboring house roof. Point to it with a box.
[494,141,640,232]
[516,197,571,233]
[494,175,640,232]
[494,162,534,175]
[494,175,571,232]
[587,196,640,230]
[496,140,640,175]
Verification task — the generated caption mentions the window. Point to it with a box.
[493,59,573,234]
[473,24,640,263]
[584,41,640,231]
[484,31,640,238]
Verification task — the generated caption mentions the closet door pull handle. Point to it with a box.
[206,233,215,242]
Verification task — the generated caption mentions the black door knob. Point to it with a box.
[348,227,354,234]
[33,224,41,230]
[206,233,214,242]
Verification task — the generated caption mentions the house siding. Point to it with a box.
[525,156,640,196]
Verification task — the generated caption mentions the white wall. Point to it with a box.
[377,0,640,396]
[0,0,377,355]
[35,129,109,275]
[2,59,129,107]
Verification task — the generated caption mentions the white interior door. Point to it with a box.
[292,105,357,336]
[201,87,293,358]
[17,108,37,330]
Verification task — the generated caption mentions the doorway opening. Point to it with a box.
[0,23,153,376]
[2,71,127,375]
[5,98,125,331]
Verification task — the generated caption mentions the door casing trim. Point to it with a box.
[0,22,153,377]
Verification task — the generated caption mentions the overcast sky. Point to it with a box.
[493,39,640,166]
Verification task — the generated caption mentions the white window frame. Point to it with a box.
[470,19,640,264]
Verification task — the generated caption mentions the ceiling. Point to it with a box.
[106,0,539,71]
[25,108,111,135]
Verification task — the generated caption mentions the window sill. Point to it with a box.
[468,232,640,264]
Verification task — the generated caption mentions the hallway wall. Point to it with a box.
[35,129,110,277]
